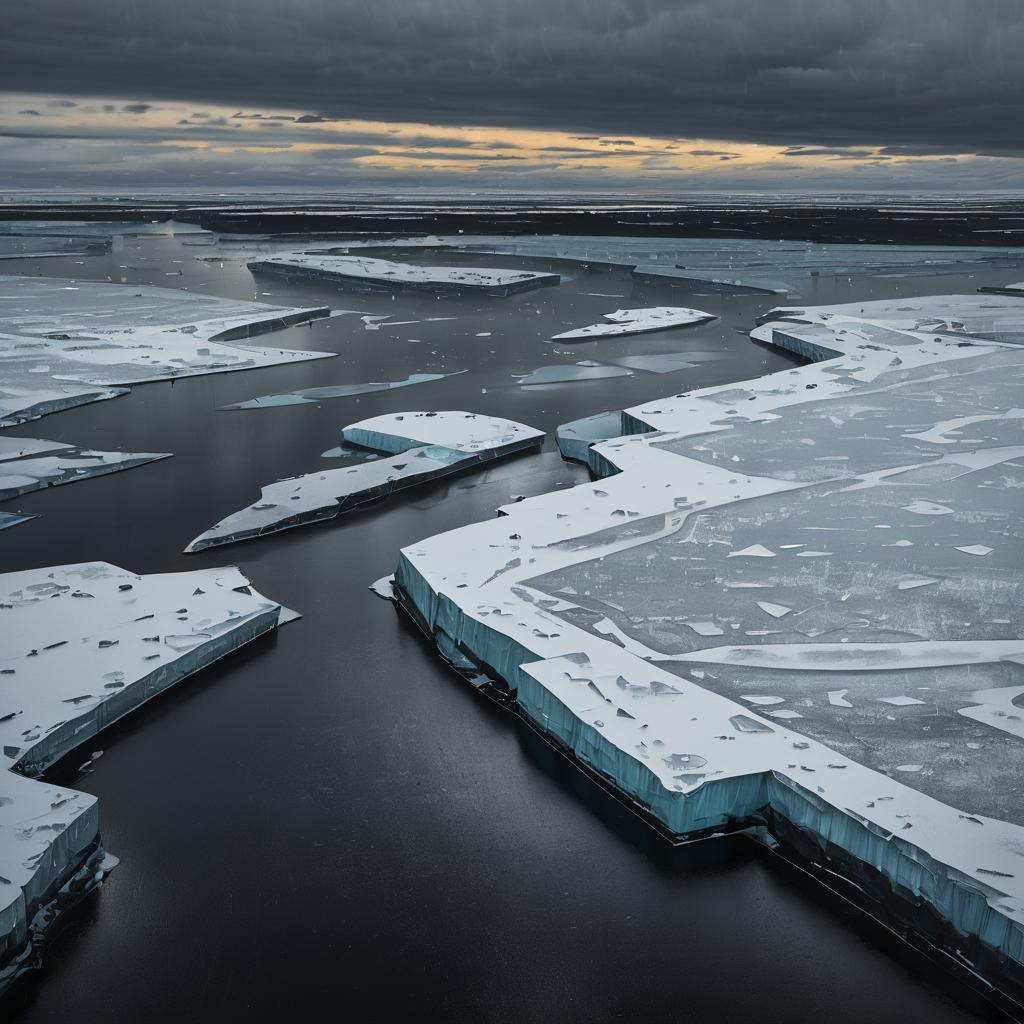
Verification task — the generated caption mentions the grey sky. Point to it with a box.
[2,0,1022,189]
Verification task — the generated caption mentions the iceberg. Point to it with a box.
[551,307,714,341]
[0,275,335,426]
[388,293,1024,1005]
[0,561,296,994]
[248,253,560,297]
[185,411,544,551]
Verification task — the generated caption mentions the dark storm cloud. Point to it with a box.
[2,0,1023,155]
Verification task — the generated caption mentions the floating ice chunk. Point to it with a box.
[248,253,560,296]
[730,714,775,734]
[755,601,792,618]
[0,275,334,426]
[219,372,463,410]
[828,690,853,708]
[369,575,396,601]
[0,439,170,503]
[956,544,993,556]
[186,412,544,551]
[903,500,954,516]
[515,363,633,387]
[551,307,714,342]
[895,764,923,773]
[878,696,927,706]
[897,575,940,591]
[765,709,803,720]
[0,226,111,260]
[0,510,35,530]
[739,695,786,706]
[683,620,725,637]
[0,561,295,987]
[727,544,776,558]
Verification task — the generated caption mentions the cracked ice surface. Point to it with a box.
[0,435,169,505]
[551,307,715,341]
[391,294,1024,992]
[0,275,334,426]
[0,561,295,987]
[247,253,560,296]
[186,411,543,551]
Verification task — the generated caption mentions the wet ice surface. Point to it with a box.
[551,306,715,341]
[0,232,110,261]
[0,275,333,426]
[395,288,1024,987]
[0,561,294,992]
[185,411,543,551]
[219,371,463,409]
[0,437,169,504]
[249,252,561,296]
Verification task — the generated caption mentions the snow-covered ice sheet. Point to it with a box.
[389,293,1024,998]
[552,307,715,341]
[0,435,169,504]
[186,411,544,551]
[0,231,110,261]
[335,235,1024,294]
[0,561,295,989]
[248,253,560,296]
[0,275,335,426]
[219,371,463,410]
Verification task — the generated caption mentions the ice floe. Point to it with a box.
[0,436,169,504]
[0,275,334,426]
[219,371,464,410]
[0,561,295,992]
[386,291,1024,997]
[551,307,714,341]
[185,411,544,551]
[248,253,560,296]
[337,235,1024,294]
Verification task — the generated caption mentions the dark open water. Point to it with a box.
[3,228,1020,1022]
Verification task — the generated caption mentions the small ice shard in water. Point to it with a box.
[727,544,776,558]
[827,690,853,708]
[551,307,715,342]
[956,544,993,556]
[902,499,954,516]
[755,601,792,618]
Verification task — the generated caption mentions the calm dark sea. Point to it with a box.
[2,229,1020,1022]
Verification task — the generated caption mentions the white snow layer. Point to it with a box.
[551,306,715,341]
[185,412,544,551]
[0,275,334,426]
[0,561,294,989]
[389,291,1024,991]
